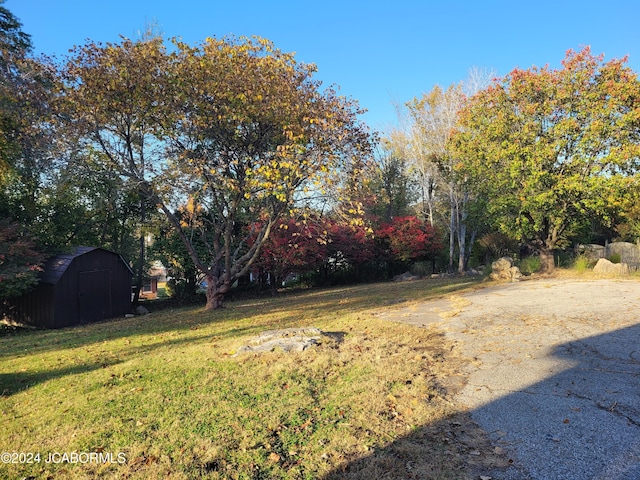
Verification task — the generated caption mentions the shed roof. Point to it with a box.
[39,246,133,285]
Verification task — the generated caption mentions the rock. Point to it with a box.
[509,266,523,281]
[606,241,640,265]
[135,305,150,315]
[491,257,512,272]
[593,258,629,276]
[490,257,522,282]
[577,243,606,262]
[233,327,325,355]
[393,272,421,282]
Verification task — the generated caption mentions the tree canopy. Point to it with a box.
[5,0,640,307]
[60,35,371,308]
[453,47,640,270]
[0,1,52,299]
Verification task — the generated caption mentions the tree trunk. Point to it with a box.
[464,229,477,271]
[448,186,455,274]
[456,190,471,274]
[539,247,555,272]
[205,275,226,310]
[270,271,281,296]
[457,222,467,274]
[132,231,144,307]
[133,191,146,307]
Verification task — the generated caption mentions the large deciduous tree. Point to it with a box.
[364,142,416,223]
[0,1,53,297]
[61,35,370,309]
[0,0,32,182]
[59,35,171,304]
[453,47,640,271]
[403,81,486,273]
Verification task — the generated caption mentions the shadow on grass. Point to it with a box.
[0,362,117,397]
[322,323,640,480]
[0,278,480,359]
[322,411,508,480]
[0,322,351,398]
[0,326,260,398]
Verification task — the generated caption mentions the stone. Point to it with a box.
[393,272,421,282]
[606,241,640,265]
[135,305,150,315]
[577,243,606,262]
[490,257,522,282]
[233,327,324,355]
[593,258,630,276]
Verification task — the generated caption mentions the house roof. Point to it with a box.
[39,246,133,285]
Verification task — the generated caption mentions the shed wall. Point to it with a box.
[4,248,132,329]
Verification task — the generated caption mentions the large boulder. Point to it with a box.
[606,242,640,265]
[593,258,630,276]
[490,257,522,282]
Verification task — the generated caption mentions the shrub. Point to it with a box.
[573,254,593,272]
[410,261,432,276]
[608,253,622,264]
[518,256,542,274]
[478,232,518,259]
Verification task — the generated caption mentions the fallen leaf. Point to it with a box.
[268,452,280,463]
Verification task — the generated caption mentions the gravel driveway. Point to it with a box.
[380,278,640,480]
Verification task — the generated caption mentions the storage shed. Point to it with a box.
[5,247,133,329]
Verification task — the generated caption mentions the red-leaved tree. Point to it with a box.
[0,220,45,299]
[252,217,329,289]
[376,216,442,264]
[325,219,377,267]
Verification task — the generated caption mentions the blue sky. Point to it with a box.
[8,0,640,133]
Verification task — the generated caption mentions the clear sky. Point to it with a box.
[8,0,640,133]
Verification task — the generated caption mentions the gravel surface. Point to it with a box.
[380,278,640,480]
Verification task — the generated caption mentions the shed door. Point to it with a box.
[78,269,112,323]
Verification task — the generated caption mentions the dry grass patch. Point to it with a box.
[552,266,640,280]
[1,278,480,479]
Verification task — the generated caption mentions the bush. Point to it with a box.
[518,256,542,274]
[165,278,199,301]
[410,261,433,276]
[573,254,594,272]
[608,253,622,264]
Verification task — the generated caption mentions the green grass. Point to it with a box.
[572,254,594,273]
[0,278,481,479]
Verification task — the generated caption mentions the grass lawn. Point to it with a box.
[1,277,483,479]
